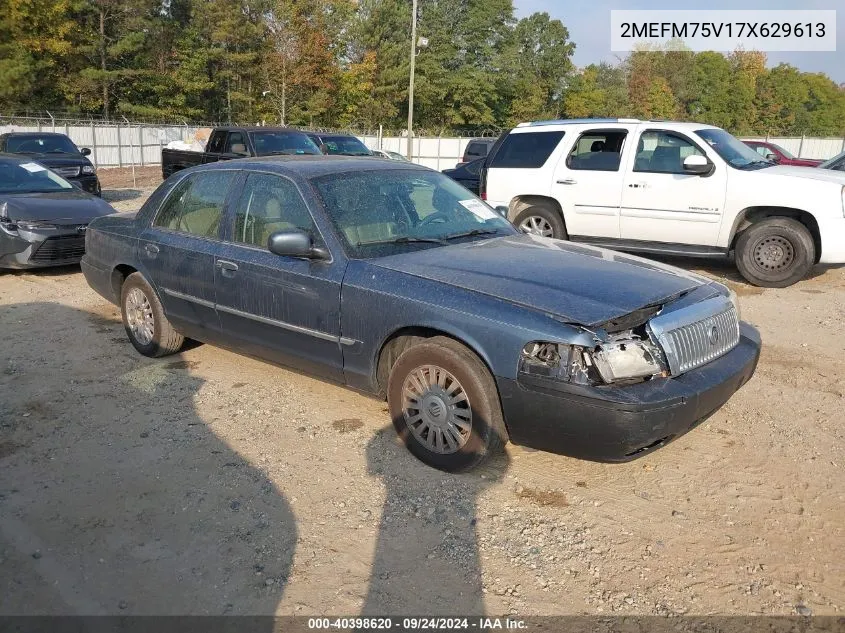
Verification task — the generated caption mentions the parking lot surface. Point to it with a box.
[1,173,843,616]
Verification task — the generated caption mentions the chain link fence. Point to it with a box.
[3,113,844,172]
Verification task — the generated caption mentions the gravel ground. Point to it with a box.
[0,183,843,617]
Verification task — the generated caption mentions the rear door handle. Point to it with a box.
[216,260,238,276]
[144,243,159,257]
[556,179,577,185]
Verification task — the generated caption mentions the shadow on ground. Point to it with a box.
[0,302,296,618]
[363,428,510,616]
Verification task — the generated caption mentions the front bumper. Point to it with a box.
[0,227,87,269]
[69,174,101,196]
[497,322,761,462]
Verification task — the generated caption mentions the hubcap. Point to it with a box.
[402,365,471,455]
[518,216,554,238]
[125,288,155,345]
[752,235,794,272]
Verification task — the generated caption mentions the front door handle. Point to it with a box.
[216,260,239,277]
[144,243,160,257]
[628,182,648,189]
[556,179,577,185]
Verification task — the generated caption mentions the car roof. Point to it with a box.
[226,126,300,131]
[511,119,721,134]
[1,132,71,138]
[192,154,427,178]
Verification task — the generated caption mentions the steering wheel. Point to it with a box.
[418,211,451,228]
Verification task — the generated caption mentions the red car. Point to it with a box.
[742,140,823,167]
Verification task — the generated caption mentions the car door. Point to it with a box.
[550,127,633,239]
[214,171,346,381]
[138,169,237,337]
[620,129,728,247]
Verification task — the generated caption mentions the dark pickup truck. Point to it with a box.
[160,126,322,178]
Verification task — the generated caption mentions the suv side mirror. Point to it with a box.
[267,229,329,260]
[683,154,713,176]
[80,147,91,156]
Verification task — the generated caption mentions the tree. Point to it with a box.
[0,0,77,112]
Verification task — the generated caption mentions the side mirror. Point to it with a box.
[80,148,91,156]
[683,154,713,176]
[765,152,779,162]
[319,143,329,155]
[267,229,329,260]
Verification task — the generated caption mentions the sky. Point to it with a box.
[514,0,844,83]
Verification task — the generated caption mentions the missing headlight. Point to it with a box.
[519,343,600,385]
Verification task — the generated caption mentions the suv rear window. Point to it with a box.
[489,131,564,168]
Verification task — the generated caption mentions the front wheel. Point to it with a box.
[120,272,184,357]
[735,218,815,288]
[387,336,507,472]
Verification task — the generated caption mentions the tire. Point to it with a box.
[387,336,507,472]
[120,272,184,357]
[513,203,567,240]
[735,218,815,288]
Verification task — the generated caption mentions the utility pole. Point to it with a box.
[406,0,417,161]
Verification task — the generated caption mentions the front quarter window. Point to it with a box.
[696,128,773,170]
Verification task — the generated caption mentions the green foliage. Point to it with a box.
[1,0,843,136]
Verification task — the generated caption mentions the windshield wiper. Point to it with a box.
[441,228,502,241]
[356,236,447,247]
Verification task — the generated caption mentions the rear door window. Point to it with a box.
[566,130,628,171]
[207,131,226,154]
[489,131,565,169]
[154,171,236,238]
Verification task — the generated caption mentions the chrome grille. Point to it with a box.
[53,166,80,178]
[648,296,740,375]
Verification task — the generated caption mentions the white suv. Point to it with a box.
[484,119,845,287]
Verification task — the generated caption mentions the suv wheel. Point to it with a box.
[387,336,507,472]
[120,272,185,357]
[735,218,815,288]
[513,204,567,240]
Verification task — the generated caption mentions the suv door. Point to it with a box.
[620,129,727,246]
[549,127,632,239]
[139,169,237,336]
[215,171,346,380]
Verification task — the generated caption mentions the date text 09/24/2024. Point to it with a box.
[307,617,527,630]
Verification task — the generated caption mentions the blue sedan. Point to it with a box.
[81,157,760,472]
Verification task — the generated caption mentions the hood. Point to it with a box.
[764,165,845,184]
[0,190,115,223]
[17,152,90,166]
[370,234,708,326]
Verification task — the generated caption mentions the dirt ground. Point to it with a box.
[0,182,843,618]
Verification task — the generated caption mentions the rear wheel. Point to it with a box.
[387,337,507,472]
[513,203,567,240]
[120,272,184,357]
[735,218,815,288]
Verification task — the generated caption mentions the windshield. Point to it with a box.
[311,169,516,258]
[250,131,321,156]
[0,161,75,193]
[696,128,773,170]
[6,135,79,154]
[319,136,372,156]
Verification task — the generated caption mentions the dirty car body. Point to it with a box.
[81,156,761,464]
